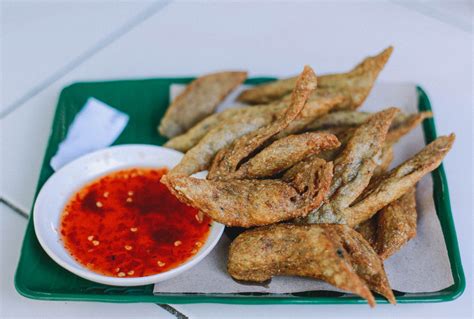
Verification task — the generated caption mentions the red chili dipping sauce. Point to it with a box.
[60,168,211,278]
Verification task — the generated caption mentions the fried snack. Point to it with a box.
[164,93,342,153]
[307,110,432,136]
[333,224,395,304]
[355,217,378,247]
[376,188,417,260]
[277,94,345,137]
[281,156,332,194]
[315,127,355,161]
[237,47,393,110]
[306,108,399,224]
[208,66,318,179]
[311,111,430,163]
[315,47,393,110]
[307,111,371,131]
[230,132,340,179]
[373,146,394,177]
[163,159,333,227]
[168,107,278,176]
[237,77,298,105]
[355,188,417,259]
[385,111,432,144]
[167,92,342,177]
[159,71,247,138]
[163,107,251,152]
[344,134,455,227]
[355,145,394,246]
[282,156,333,197]
[228,224,395,306]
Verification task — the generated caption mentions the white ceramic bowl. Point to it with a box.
[33,145,224,286]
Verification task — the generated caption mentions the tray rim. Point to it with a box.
[14,79,465,305]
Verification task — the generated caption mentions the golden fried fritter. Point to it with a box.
[164,93,342,153]
[355,188,417,260]
[306,111,372,131]
[307,111,430,164]
[344,134,455,227]
[163,106,254,152]
[307,111,432,137]
[332,224,395,304]
[159,71,247,138]
[276,94,345,137]
[163,159,333,227]
[281,156,330,193]
[373,146,394,177]
[376,188,417,260]
[168,110,277,176]
[354,145,395,246]
[237,47,393,110]
[209,66,318,179]
[385,112,432,144]
[355,217,378,247]
[229,132,340,180]
[306,108,399,224]
[227,224,395,306]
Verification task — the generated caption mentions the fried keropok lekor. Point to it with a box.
[227,224,396,307]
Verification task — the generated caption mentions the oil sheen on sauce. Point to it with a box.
[60,168,211,278]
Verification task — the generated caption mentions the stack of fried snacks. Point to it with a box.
[159,47,455,306]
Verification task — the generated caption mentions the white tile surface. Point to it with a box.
[0,1,153,115]
[0,1,472,318]
[0,86,58,212]
[0,204,175,319]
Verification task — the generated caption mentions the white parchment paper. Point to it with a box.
[154,82,454,294]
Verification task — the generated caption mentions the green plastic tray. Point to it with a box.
[15,78,465,305]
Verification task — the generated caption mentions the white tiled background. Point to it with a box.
[0,1,472,318]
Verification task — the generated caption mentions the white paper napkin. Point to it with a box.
[50,97,129,171]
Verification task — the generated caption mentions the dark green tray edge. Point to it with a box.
[14,80,465,305]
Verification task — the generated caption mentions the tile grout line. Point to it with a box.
[157,304,189,319]
[0,0,172,119]
[0,197,29,219]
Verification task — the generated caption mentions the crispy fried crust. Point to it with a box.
[344,134,455,227]
[159,71,247,138]
[228,224,396,306]
[168,110,277,176]
[283,157,334,201]
[355,145,395,247]
[162,160,333,227]
[163,107,252,152]
[316,47,393,110]
[230,132,340,179]
[166,90,341,177]
[277,94,346,137]
[332,225,396,304]
[355,217,378,247]
[356,188,417,260]
[208,66,318,179]
[307,111,371,131]
[309,111,429,163]
[237,47,393,110]
[237,77,298,105]
[376,188,417,260]
[306,108,399,224]
[164,93,342,153]
[373,146,394,177]
[385,112,433,144]
[307,111,431,137]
